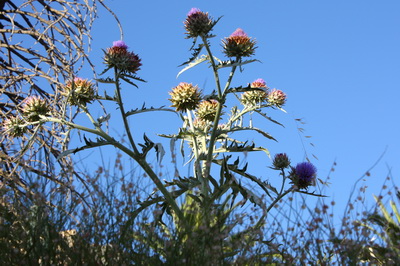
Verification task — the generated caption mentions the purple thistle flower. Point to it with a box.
[184,8,215,38]
[112,40,128,49]
[188,7,201,16]
[251,78,267,88]
[222,28,257,58]
[291,162,317,189]
[230,28,248,37]
[296,162,317,182]
[253,78,266,85]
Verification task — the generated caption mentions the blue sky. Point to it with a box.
[80,1,400,214]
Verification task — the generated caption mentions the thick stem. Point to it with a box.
[114,68,140,155]
[203,65,237,180]
[187,110,206,193]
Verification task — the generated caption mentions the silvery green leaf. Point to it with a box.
[154,143,165,164]
[126,104,176,117]
[96,77,115,83]
[97,114,111,124]
[216,59,259,69]
[57,136,111,159]
[177,55,209,78]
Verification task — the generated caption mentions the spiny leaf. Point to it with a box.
[254,110,285,127]
[178,43,204,67]
[164,176,201,190]
[225,84,265,94]
[139,133,154,157]
[57,136,111,159]
[158,128,195,141]
[216,59,259,69]
[97,114,111,126]
[121,73,146,83]
[228,126,278,141]
[96,77,116,84]
[177,55,209,78]
[215,141,271,158]
[213,157,277,198]
[120,76,138,88]
[125,104,176,117]
[154,143,165,164]
[97,91,117,101]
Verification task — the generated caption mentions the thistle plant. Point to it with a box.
[9,8,324,262]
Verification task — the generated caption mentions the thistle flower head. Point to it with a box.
[184,8,215,38]
[196,99,219,122]
[222,28,257,58]
[290,162,317,189]
[2,116,27,138]
[169,82,202,112]
[104,41,141,74]
[268,89,286,107]
[63,77,96,106]
[188,8,201,16]
[272,153,291,169]
[251,78,267,88]
[21,96,50,122]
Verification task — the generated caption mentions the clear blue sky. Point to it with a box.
[79,1,400,214]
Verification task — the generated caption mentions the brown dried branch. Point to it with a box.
[0,0,120,207]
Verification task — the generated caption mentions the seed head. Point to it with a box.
[169,82,202,112]
[222,28,257,58]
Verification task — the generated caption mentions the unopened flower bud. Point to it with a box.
[2,116,27,137]
[268,89,286,107]
[169,82,202,112]
[63,77,96,106]
[273,153,290,169]
[196,99,219,122]
[21,96,50,122]
[193,118,211,131]
[222,28,257,58]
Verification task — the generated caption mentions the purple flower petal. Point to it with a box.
[230,28,248,37]
[112,40,128,49]
[295,162,317,182]
[253,78,266,86]
[188,7,201,16]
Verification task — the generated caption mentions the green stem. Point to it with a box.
[202,36,222,98]
[114,68,140,155]
[47,117,187,229]
[266,187,294,214]
[203,65,238,180]
[187,110,205,190]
